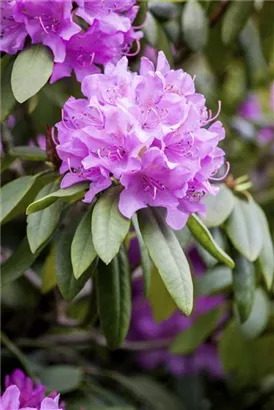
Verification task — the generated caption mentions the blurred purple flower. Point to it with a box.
[238,86,274,145]
[29,134,46,150]
[1,369,64,410]
[127,251,224,378]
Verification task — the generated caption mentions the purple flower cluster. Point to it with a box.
[56,52,226,229]
[0,0,141,83]
[127,250,223,377]
[0,369,64,410]
[238,83,274,145]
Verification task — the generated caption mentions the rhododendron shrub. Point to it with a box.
[56,51,227,230]
[1,1,274,408]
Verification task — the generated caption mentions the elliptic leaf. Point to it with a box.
[222,1,254,45]
[187,214,235,268]
[27,181,64,253]
[138,208,193,316]
[182,0,208,51]
[9,146,47,161]
[96,246,131,349]
[11,45,54,103]
[233,254,255,323]
[92,186,130,265]
[71,207,97,279]
[170,306,223,355]
[225,197,264,262]
[200,185,235,228]
[26,182,88,214]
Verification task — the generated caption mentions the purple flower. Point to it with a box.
[0,0,28,54]
[1,369,64,410]
[55,51,226,230]
[127,250,224,377]
[50,21,125,83]
[238,88,274,146]
[14,0,81,62]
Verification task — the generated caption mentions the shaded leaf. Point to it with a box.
[222,1,254,45]
[200,185,235,228]
[27,181,64,253]
[11,45,54,103]
[71,207,97,279]
[56,222,92,301]
[225,197,264,262]
[1,55,16,121]
[170,306,223,355]
[26,182,88,214]
[92,186,130,265]
[149,264,177,323]
[255,204,274,290]
[195,266,232,297]
[9,146,47,161]
[259,1,274,63]
[96,246,131,349]
[182,0,208,51]
[1,237,43,287]
[138,208,193,316]
[39,366,83,394]
[42,244,57,293]
[132,214,151,297]
[187,214,235,268]
[233,254,255,323]
[240,288,270,339]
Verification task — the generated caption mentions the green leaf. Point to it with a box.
[259,1,274,63]
[96,246,131,349]
[41,244,57,293]
[1,55,16,121]
[197,228,226,268]
[239,19,268,87]
[27,181,64,253]
[233,254,255,322]
[132,214,151,297]
[218,321,255,387]
[1,154,16,173]
[195,266,232,297]
[182,0,208,51]
[187,214,235,268]
[170,306,223,355]
[56,222,92,301]
[255,204,274,290]
[138,208,193,316]
[200,185,235,228]
[107,374,183,410]
[26,182,88,214]
[9,146,47,161]
[39,366,83,394]
[221,1,254,45]
[92,186,130,265]
[11,45,54,103]
[1,237,42,287]
[174,226,191,248]
[240,288,270,339]
[1,174,55,224]
[71,207,97,279]
[225,197,264,262]
[144,12,173,64]
[149,264,177,323]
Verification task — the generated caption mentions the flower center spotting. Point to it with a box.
[21,7,60,35]
[142,175,165,200]
[76,48,95,67]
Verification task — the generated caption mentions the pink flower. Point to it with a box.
[14,0,81,62]
[55,51,226,230]
[0,0,28,54]
[0,370,64,410]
